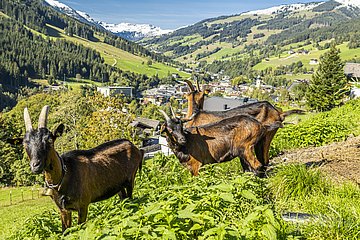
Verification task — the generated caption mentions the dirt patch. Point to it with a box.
[271,136,360,184]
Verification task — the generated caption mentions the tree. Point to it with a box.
[306,45,348,111]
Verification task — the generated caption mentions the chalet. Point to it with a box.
[297,49,309,55]
[171,73,180,79]
[288,49,295,55]
[309,59,319,65]
[130,117,160,136]
[97,86,134,98]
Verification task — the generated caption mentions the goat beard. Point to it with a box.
[165,135,190,163]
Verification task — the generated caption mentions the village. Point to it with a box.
[93,62,360,159]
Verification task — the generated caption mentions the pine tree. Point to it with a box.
[306,44,348,112]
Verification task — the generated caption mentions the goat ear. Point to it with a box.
[53,124,65,139]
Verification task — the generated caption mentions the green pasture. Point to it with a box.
[48,24,188,78]
[0,187,55,239]
[32,78,102,92]
[253,42,360,71]
[20,22,187,79]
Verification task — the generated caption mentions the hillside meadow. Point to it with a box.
[2,98,360,239]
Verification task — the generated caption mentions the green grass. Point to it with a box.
[24,23,188,79]
[32,78,103,92]
[270,99,360,157]
[0,187,55,239]
[7,155,360,239]
[253,42,360,71]
[269,164,360,239]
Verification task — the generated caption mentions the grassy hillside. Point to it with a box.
[254,42,360,71]
[7,154,360,239]
[25,23,188,79]
[142,1,360,76]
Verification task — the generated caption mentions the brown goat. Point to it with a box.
[183,80,304,169]
[23,106,143,232]
[160,110,282,176]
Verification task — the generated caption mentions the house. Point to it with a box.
[297,49,309,55]
[344,63,360,78]
[309,59,319,65]
[130,117,160,136]
[203,96,257,111]
[350,86,360,99]
[97,86,134,98]
[171,73,180,79]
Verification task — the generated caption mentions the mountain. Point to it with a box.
[43,0,104,29]
[43,0,172,41]
[99,22,172,41]
[142,0,360,65]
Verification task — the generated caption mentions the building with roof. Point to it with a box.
[203,96,257,111]
[97,86,134,98]
[344,63,360,78]
[130,117,160,136]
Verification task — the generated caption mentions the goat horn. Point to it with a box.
[24,107,33,132]
[181,111,198,123]
[170,106,177,118]
[159,109,171,122]
[38,105,50,129]
[184,79,195,92]
[195,79,201,92]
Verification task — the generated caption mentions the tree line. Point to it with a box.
[0,17,175,111]
[0,0,174,64]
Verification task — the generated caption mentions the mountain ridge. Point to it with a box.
[43,0,173,41]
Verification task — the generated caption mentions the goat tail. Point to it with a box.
[139,149,145,178]
[280,109,305,120]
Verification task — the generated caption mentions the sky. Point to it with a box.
[61,0,322,29]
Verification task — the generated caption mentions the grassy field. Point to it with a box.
[0,187,55,239]
[44,25,189,79]
[32,78,102,92]
[254,42,360,71]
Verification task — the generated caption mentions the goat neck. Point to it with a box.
[186,94,201,119]
[44,148,65,191]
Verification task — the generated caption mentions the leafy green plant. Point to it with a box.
[270,99,360,157]
[11,155,284,239]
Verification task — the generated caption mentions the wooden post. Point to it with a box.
[31,187,34,200]
[9,190,12,205]
[21,189,24,201]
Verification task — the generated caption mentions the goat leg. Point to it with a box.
[78,206,88,225]
[60,209,72,233]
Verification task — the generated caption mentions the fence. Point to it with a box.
[0,187,45,207]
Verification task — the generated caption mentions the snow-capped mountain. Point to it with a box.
[43,0,103,29]
[243,0,360,16]
[43,0,172,41]
[99,22,173,41]
[244,2,323,15]
[335,0,360,7]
